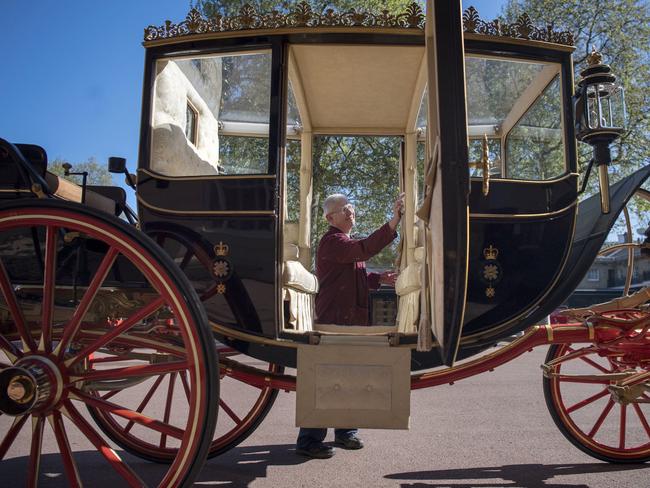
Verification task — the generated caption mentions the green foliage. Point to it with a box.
[502,0,650,222]
[505,77,565,180]
[192,0,418,17]
[309,136,400,268]
[49,157,113,186]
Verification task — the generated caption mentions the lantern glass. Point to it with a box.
[608,85,626,129]
[586,84,599,129]
[587,82,626,131]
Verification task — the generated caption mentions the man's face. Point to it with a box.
[327,199,355,233]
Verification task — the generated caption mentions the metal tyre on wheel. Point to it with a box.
[543,343,650,463]
[0,199,218,487]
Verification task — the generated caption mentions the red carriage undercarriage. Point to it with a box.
[1,1,649,486]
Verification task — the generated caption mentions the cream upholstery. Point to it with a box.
[396,246,424,333]
[283,222,318,331]
[284,260,318,294]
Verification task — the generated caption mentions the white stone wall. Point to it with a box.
[151,59,222,176]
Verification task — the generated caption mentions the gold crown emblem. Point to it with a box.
[483,245,498,260]
[214,241,229,256]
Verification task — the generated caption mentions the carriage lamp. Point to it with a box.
[575,49,627,214]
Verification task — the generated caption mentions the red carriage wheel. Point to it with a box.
[0,199,218,487]
[89,350,280,461]
[543,343,650,463]
[87,224,281,461]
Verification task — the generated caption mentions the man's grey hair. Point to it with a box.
[322,193,348,218]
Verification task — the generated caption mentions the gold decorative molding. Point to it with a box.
[144,2,574,47]
[462,6,573,46]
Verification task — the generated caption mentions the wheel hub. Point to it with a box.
[0,356,63,416]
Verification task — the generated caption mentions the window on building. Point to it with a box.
[185,101,198,146]
[587,268,600,281]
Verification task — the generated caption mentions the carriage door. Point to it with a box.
[423,0,470,366]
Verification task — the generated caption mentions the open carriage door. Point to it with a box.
[423,0,470,366]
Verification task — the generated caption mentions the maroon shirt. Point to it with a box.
[315,223,397,325]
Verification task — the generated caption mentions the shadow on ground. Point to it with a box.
[385,463,649,488]
[2,444,309,487]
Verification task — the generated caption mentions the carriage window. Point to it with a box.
[150,51,271,176]
[185,101,198,146]
[505,76,564,179]
[465,56,565,180]
[285,82,302,222]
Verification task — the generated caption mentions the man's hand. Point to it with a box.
[389,193,405,231]
[379,270,398,286]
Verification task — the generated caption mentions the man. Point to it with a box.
[296,192,404,459]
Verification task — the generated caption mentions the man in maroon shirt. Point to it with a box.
[296,193,403,459]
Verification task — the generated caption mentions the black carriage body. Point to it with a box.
[134,23,606,371]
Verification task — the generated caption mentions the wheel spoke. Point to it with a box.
[160,373,177,448]
[49,411,82,487]
[578,355,611,373]
[557,376,612,384]
[219,398,242,424]
[179,249,194,271]
[0,335,20,362]
[566,389,610,414]
[0,259,35,352]
[0,414,29,460]
[39,225,58,353]
[633,403,650,438]
[62,401,145,487]
[124,374,166,434]
[180,371,191,403]
[619,404,627,449]
[200,284,220,301]
[66,296,166,368]
[73,359,189,383]
[27,416,45,488]
[588,398,615,438]
[71,388,185,439]
[55,247,120,357]
[102,389,121,401]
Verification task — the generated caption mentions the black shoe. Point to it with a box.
[296,443,335,459]
[334,435,364,450]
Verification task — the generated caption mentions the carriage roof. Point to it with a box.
[142,3,574,138]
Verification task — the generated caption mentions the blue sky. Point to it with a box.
[0,0,505,197]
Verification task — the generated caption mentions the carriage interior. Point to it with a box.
[147,40,568,338]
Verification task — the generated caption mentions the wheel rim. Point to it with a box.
[88,227,279,460]
[0,204,216,486]
[546,343,650,461]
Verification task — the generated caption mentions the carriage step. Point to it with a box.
[296,344,410,429]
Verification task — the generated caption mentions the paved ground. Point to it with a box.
[2,345,649,487]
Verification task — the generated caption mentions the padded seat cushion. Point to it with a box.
[283,260,319,294]
[395,262,421,296]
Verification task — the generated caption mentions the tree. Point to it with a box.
[192,0,417,17]
[501,0,650,221]
[49,157,113,186]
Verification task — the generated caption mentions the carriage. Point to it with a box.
[1,1,649,486]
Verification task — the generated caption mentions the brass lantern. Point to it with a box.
[575,49,626,213]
